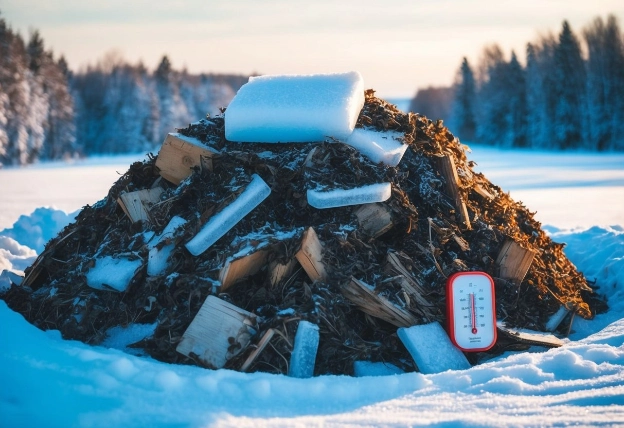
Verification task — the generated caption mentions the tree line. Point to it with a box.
[0,13,248,166]
[414,14,624,151]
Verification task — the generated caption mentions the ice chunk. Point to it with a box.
[346,128,408,167]
[288,320,320,378]
[86,255,143,292]
[225,72,365,143]
[397,322,470,374]
[147,216,187,276]
[307,182,391,209]
[185,174,271,256]
[353,361,404,377]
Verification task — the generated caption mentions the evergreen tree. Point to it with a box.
[506,51,528,147]
[475,45,509,146]
[553,21,586,149]
[450,58,477,141]
[584,15,624,151]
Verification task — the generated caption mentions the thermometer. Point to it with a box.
[446,271,497,352]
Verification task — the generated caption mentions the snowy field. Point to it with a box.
[1,145,623,427]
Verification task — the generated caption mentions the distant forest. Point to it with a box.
[411,14,624,151]
[0,12,248,166]
[2,14,623,166]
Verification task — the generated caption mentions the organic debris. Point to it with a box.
[1,89,606,376]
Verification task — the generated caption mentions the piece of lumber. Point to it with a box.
[384,251,436,321]
[295,227,327,282]
[155,133,219,185]
[240,328,276,372]
[218,250,269,291]
[397,322,471,374]
[268,258,298,288]
[497,322,563,348]
[496,238,535,285]
[117,187,163,223]
[176,296,257,369]
[438,155,471,229]
[341,277,418,328]
[354,203,394,239]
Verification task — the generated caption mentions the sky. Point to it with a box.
[2,1,624,99]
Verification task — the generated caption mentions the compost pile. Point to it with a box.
[1,90,606,375]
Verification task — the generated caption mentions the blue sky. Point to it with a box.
[2,0,623,97]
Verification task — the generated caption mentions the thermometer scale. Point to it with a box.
[446,271,497,352]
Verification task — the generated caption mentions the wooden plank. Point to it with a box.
[384,251,436,321]
[218,250,269,291]
[155,133,219,185]
[176,296,257,369]
[268,258,297,288]
[117,187,163,223]
[438,155,471,229]
[497,322,563,348]
[240,328,276,372]
[354,203,394,239]
[342,277,418,328]
[496,238,535,285]
[295,227,327,282]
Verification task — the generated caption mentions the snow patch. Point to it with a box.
[86,255,143,292]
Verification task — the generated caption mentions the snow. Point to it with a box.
[288,320,320,379]
[398,322,471,374]
[85,255,143,292]
[0,146,624,426]
[353,361,404,377]
[147,215,187,276]
[307,182,391,209]
[225,72,365,143]
[185,174,271,256]
[346,128,408,166]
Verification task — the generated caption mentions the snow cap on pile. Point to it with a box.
[225,71,365,143]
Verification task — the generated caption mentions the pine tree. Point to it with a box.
[475,45,509,146]
[506,51,528,147]
[553,21,586,149]
[450,58,477,141]
[584,15,624,151]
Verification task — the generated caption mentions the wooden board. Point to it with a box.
[295,227,327,282]
[341,277,418,328]
[354,203,394,239]
[155,133,219,185]
[438,155,471,229]
[268,258,298,287]
[218,250,269,291]
[497,322,563,348]
[496,238,535,285]
[240,328,276,372]
[176,296,256,368]
[117,187,163,223]
[384,251,437,321]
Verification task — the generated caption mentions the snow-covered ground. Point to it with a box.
[1,145,623,427]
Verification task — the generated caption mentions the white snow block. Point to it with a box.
[545,306,569,332]
[353,361,404,377]
[185,174,271,256]
[398,322,470,374]
[346,129,408,167]
[288,320,320,378]
[225,71,365,143]
[307,182,391,209]
[147,216,187,276]
[86,255,143,292]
